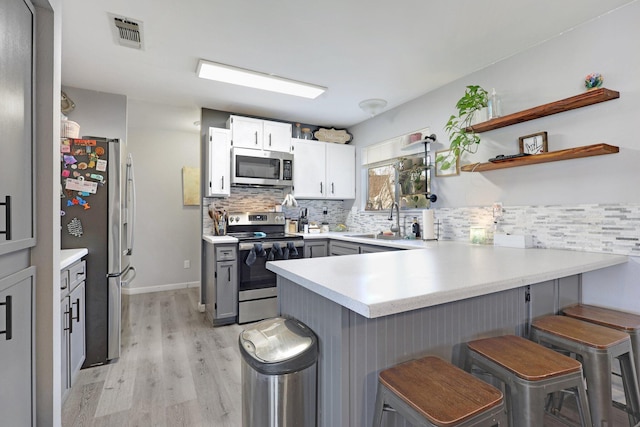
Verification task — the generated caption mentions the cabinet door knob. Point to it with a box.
[0,295,12,340]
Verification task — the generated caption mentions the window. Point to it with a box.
[366,153,430,211]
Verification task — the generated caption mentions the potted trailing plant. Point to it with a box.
[437,85,489,170]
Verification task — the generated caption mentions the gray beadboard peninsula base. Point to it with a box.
[278,276,580,427]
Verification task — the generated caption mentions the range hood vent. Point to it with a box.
[109,14,144,49]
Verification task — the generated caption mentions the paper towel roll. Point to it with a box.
[422,210,435,240]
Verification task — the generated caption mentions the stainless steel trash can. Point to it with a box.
[239,317,318,427]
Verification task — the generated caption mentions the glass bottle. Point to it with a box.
[293,123,301,139]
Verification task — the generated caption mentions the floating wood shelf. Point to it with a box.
[460,143,619,172]
[465,88,620,133]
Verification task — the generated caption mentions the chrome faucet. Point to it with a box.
[389,202,400,237]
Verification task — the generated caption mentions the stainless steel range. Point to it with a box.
[227,212,304,324]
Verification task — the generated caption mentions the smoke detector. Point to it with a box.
[109,13,144,50]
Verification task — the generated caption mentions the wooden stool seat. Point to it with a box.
[464,335,592,427]
[563,304,640,332]
[466,334,582,381]
[373,356,507,427]
[531,315,640,426]
[533,314,629,349]
[563,304,640,387]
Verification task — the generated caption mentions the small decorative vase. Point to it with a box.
[584,73,603,90]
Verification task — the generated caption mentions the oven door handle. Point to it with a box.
[239,241,304,251]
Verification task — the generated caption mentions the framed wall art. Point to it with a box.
[518,131,548,155]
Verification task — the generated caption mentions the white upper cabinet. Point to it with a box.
[293,139,355,200]
[326,143,355,199]
[207,127,231,197]
[227,115,292,153]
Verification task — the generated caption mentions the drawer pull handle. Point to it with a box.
[0,195,12,241]
[1,296,12,340]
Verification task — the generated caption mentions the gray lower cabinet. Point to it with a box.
[205,243,238,325]
[304,240,328,258]
[329,240,403,256]
[329,241,360,256]
[0,266,35,427]
[60,259,86,402]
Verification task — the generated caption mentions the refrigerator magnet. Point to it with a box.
[67,217,84,237]
[96,159,107,172]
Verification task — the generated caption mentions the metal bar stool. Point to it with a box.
[531,315,640,427]
[464,334,592,427]
[563,303,640,385]
[372,356,507,427]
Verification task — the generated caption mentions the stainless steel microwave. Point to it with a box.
[231,147,293,187]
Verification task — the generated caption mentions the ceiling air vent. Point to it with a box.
[109,14,144,50]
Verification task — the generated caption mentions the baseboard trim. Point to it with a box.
[122,281,201,295]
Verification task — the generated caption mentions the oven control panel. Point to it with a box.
[228,212,286,225]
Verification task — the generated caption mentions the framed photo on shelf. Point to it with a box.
[435,149,459,177]
[518,131,548,155]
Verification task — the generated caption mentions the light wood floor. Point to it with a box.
[62,288,244,427]
[62,288,632,426]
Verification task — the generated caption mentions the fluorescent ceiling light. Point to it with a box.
[196,59,326,99]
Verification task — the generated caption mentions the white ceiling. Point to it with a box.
[61,0,635,129]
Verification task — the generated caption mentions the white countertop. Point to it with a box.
[202,235,238,244]
[266,241,628,318]
[60,248,88,270]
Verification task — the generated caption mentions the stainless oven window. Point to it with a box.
[236,155,281,180]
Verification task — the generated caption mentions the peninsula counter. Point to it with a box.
[267,241,628,427]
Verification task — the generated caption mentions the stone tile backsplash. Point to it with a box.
[203,192,640,256]
[203,187,349,234]
[347,203,640,256]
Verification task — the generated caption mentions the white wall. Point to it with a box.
[349,2,640,208]
[127,100,201,291]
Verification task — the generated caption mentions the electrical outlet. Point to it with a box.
[183,260,190,269]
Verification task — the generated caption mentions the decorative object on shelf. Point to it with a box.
[359,98,387,117]
[487,88,501,119]
[584,73,603,90]
[440,85,489,170]
[314,127,353,144]
[435,149,459,177]
[301,127,313,139]
[293,123,302,139]
[518,131,548,155]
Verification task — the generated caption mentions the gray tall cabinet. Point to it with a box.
[0,0,36,425]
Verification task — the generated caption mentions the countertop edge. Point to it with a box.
[60,248,88,270]
[269,246,629,319]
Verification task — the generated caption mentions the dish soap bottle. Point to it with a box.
[412,217,421,239]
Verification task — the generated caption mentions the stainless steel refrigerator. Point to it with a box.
[61,137,136,367]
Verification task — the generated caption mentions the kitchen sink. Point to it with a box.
[346,233,403,241]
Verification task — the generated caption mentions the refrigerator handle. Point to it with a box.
[121,266,137,287]
[126,154,136,255]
